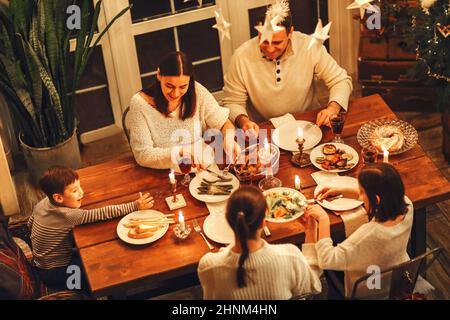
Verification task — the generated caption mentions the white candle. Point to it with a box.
[382,145,389,163]
[178,211,185,232]
[264,137,270,157]
[297,127,303,141]
[169,169,176,184]
[295,175,301,191]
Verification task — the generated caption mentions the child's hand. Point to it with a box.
[136,192,154,210]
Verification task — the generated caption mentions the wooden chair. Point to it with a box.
[327,247,443,300]
[122,106,131,143]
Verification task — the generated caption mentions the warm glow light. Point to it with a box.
[178,210,185,232]
[382,145,389,163]
[295,175,301,191]
[297,127,303,140]
[169,169,176,184]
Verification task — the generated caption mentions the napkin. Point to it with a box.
[310,171,339,185]
[339,206,369,237]
[269,113,296,128]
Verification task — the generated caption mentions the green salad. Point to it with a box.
[265,190,305,220]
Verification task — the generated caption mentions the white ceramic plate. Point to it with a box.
[117,210,169,245]
[310,143,359,173]
[314,176,364,211]
[272,120,322,151]
[189,170,240,203]
[203,213,234,244]
[263,187,307,223]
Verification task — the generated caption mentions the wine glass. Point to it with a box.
[330,113,346,144]
[179,155,193,187]
[362,146,378,165]
[257,144,282,191]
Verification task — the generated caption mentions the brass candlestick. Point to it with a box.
[171,182,177,203]
[291,138,311,167]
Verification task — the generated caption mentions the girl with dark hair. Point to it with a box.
[127,51,240,170]
[302,163,414,298]
[197,186,321,300]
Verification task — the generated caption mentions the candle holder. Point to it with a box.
[165,181,187,210]
[291,138,311,167]
[174,223,191,240]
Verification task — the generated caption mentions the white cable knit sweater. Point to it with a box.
[223,32,353,123]
[126,82,229,169]
[302,199,414,298]
[198,240,322,300]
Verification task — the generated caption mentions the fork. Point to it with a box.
[192,219,215,250]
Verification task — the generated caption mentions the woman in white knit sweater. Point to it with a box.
[126,51,240,170]
[198,186,322,300]
[302,163,413,299]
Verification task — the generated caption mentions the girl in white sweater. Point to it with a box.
[198,186,322,300]
[302,163,413,299]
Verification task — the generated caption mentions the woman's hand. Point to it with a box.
[299,213,317,243]
[305,204,329,223]
[315,186,360,201]
[136,192,154,210]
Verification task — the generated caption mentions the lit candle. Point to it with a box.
[294,175,301,191]
[297,127,303,141]
[382,145,389,163]
[178,210,185,232]
[169,169,176,184]
[264,137,270,157]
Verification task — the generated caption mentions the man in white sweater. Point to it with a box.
[223,3,353,136]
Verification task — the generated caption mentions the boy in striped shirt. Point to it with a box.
[28,166,154,292]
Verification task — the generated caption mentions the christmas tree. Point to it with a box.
[355,0,449,110]
[410,0,450,110]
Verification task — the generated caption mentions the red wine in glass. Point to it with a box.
[362,147,378,164]
[179,156,192,186]
[178,156,192,174]
[330,113,346,143]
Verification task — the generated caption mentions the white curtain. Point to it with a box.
[328,0,361,79]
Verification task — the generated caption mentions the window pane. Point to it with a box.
[129,0,171,23]
[135,28,176,75]
[194,60,223,92]
[67,46,108,90]
[178,18,220,62]
[75,87,115,133]
[248,6,267,39]
[174,0,215,13]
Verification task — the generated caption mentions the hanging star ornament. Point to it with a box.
[254,16,284,45]
[212,9,232,41]
[346,0,380,19]
[308,19,332,50]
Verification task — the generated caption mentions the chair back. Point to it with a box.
[122,106,131,143]
[350,247,442,300]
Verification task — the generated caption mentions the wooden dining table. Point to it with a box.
[73,94,450,298]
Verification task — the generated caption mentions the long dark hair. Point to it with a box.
[358,163,408,222]
[141,51,196,120]
[226,186,266,288]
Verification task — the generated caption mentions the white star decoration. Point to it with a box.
[346,0,380,19]
[254,16,284,45]
[212,9,232,41]
[308,19,332,50]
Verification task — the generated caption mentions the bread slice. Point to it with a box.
[136,224,158,234]
[128,227,154,239]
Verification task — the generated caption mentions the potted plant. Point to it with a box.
[0,0,130,183]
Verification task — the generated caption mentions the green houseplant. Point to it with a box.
[0,0,130,182]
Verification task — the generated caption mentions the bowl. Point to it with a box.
[232,143,280,181]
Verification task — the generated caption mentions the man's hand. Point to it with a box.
[316,102,342,127]
[236,115,260,140]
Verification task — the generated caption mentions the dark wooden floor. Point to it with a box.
[8,109,449,300]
